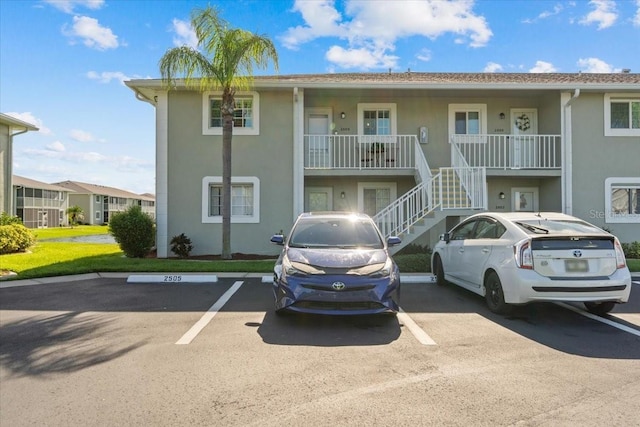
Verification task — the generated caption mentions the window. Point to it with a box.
[95,195,100,203]
[473,219,506,239]
[202,91,260,136]
[451,220,477,240]
[605,177,640,223]
[604,94,640,137]
[357,103,397,144]
[95,211,101,220]
[201,176,260,223]
[448,104,487,140]
[357,182,397,217]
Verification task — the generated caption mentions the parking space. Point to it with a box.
[1,277,639,426]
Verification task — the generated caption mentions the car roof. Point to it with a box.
[471,212,584,222]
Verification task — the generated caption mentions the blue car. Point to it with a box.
[270,212,402,316]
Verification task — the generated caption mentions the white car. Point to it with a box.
[431,212,632,315]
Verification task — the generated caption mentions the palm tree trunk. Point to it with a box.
[221,89,234,259]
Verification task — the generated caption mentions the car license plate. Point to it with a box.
[565,259,589,273]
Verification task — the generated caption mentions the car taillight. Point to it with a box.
[614,238,627,269]
[514,239,533,269]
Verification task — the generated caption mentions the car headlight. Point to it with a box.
[282,256,325,277]
[369,257,394,278]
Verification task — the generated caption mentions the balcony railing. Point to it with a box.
[450,134,561,169]
[304,135,418,169]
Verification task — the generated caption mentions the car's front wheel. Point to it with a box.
[584,301,616,316]
[433,255,446,286]
[484,272,510,314]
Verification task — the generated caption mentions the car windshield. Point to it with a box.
[516,219,604,235]
[288,217,384,249]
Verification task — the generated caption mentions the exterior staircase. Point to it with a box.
[373,139,487,252]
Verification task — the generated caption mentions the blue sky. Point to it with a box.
[1,0,639,195]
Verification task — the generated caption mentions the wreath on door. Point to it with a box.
[515,113,531,132]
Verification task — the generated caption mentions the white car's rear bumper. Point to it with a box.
[499,267,632,305]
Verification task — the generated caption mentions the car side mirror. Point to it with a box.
[387,236,401,247]
[270,234,284,245]
[440,233,451,244]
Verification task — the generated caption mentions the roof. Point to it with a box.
[126,72,640,98]
[13,175,74,192]
[53,180,155,201]
[0,113,39,131]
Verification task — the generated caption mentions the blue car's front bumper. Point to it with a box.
[272,272,401,315]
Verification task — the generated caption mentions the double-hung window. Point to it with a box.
[448,104,487,143]
[202,176,260,223]
[202,91,260,135]
[605,178,640,223]
[357,103,397,144]
[604,94,640,137]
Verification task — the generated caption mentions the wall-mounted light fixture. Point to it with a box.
[499,191,506,199]
[499,112,505,120]
[340,191,346,199]
[340,112,346,119]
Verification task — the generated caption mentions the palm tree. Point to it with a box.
[66,205,84,228]
[159,6,278,259]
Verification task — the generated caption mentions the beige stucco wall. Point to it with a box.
[570,93,640,242]
[165,89,294,256]
[0,123,11,214]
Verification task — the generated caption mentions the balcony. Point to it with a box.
[450,134,561,170]
[304,135,418,170]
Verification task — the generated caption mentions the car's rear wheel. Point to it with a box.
[433,255,446,286]
[584,301,616,316]
[485,272,510,314]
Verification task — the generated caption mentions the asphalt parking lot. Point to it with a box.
[1,276,639,426]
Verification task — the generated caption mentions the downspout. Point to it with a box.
[562,88,580,215]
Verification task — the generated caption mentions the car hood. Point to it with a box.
[286,247,388,268]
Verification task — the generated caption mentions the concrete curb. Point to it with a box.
[1,272,437,288]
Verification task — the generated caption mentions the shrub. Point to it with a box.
[170,233,193,258]
[393,253,431,273]
[621,241,640,259]
[0,212,23,226]
[108,205,155,258]
[0,223,35,254]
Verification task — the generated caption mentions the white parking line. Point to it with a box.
[555,302,640,337]
[176,280,244,345]
[398,308,437,346]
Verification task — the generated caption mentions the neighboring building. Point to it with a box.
[126,72,640,258]
[12,175,73,228]
[0,113,38,215]
[53,180,155,225]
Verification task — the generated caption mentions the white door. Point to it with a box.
[308,113,331,168]
[306,187,333,212]
[510,109,538,168]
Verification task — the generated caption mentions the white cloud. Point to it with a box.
[577,57,621,73]
[21,148,153,172]
[46,141,66,152]
[4,112,52,135]
[484,62,503,73]
[86,70,129,84]
[326,45,398,69]
[580,0,618,29]
[415,48,432,62]
[63,15,119,50]
[281,0,492,70]
[522,3,565,23]
[171,18,199,48]
[69,129,96,143]
[44,0,104,14]
[634,0,640,26]
[529,61,558,73]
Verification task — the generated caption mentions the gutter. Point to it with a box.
[133,88,156,106]
[562,89,580,215]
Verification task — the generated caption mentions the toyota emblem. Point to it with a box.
[332,282,346,290]
[573,250,582,258]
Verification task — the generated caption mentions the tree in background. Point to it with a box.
[66,205,84,228]
[159,5,278,259]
